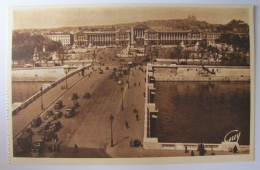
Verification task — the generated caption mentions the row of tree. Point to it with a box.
[12,32,62,61]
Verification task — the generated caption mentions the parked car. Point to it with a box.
[54,100,63,110]
[41,129,54,141]
[31,140,44,155]
[15,132,32,156]
[65,107,76,118]
[71,93,79,100]
[99,70,104,74]
[49,121,61,132]
[84,92,91,99]
[22,128,33,135]
[31,117,42,127]
[37,123,50,134]
[43,110,54,120]
[54,111,63,119]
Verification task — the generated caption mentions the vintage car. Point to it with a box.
[99,69,104,74]
[37,123,50,135]
[49,121,62,132]
[41,129,55,141]
[83,92,91,99]
[31,117,42,127]
[43,110,54,120]
[31,140,44,156]
[54,111,63,119]
[54,100,63,110]
[65,106,76,118]
[71,93,79,100]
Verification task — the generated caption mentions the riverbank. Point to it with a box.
[12,67,78,82]
[152,65,250,82]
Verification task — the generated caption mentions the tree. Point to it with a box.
[12,32,62,63]
[57,47,66,65]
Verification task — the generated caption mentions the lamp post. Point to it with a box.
[121,87,124,110]
[109,114,114,147]
[40,87,43,110]
[128,67,130,89]
[65,71,68,89]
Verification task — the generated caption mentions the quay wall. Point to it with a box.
[12,65,91,115]
[153,65,250,82]
[12,67,78,82]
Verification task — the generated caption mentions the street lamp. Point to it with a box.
[128,67,130,89]
[40,87,43,110]
[109,114,114,147]
[65,71,68,89]
[121,87,124,110]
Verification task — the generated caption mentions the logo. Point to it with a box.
[224,130,241,143]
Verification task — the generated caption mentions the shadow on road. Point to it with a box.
[47,146,111,158]
[113,136,129,147]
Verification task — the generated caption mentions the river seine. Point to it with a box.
[153,82,250,145]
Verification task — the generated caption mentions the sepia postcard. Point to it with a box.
[7,4,254,165]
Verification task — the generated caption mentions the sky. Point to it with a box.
[12,4,250,29]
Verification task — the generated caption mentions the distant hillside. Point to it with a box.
[14,17,248,34]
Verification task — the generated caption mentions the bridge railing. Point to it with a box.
[12,65,91,115]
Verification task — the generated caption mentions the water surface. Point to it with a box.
[153,82,250,145]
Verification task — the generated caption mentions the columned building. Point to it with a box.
[144,30,203,46]
[70,25,235,48]
[47,32,72,46]
[86,31,116,46]
[205,32,221,45]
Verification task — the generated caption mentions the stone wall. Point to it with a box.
[12,67,77,82]
[153,65,250,82]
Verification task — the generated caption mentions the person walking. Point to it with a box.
[136,114,139,121]
[74,144,79,153]
[125,121,129,129]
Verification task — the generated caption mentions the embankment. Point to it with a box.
[153,65,250,82]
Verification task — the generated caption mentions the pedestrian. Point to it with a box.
[139,82,141,86]
[125,121,129,129]
[134,82,136,87]
[74,144,79,153]
[136,114,139,121]
[191,150,195,156]
[185,146,188,153]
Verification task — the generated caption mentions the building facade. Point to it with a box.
[51,24,248,48]
[47,32,73,46]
